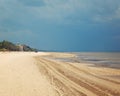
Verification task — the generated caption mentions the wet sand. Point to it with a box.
[0,52,120,96]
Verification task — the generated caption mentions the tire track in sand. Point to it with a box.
[35,57,120,96]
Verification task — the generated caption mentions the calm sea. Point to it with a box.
[56,52,120,69]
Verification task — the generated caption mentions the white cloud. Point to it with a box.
[92,0,120,23]
[0,0,120,27]
[114,7,120,19]
[0,0,85,26]
[28,0,82,20]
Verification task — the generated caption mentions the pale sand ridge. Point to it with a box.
[0,52,57,96]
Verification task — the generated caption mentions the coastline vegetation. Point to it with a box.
[0,40,38,52]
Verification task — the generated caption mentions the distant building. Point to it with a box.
[17,45,24,51]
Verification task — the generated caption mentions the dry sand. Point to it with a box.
[0,52,120,96]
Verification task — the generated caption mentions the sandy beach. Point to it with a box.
[0,52,120,96]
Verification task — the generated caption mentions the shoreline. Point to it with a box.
[35,54,120,96]
[0,52,120,96]
[45,52,120,69]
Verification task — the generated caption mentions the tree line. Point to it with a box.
[0,40,38,52]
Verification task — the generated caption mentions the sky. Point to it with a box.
[0,0,120,52]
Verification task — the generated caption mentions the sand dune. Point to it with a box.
[0,52,120,96]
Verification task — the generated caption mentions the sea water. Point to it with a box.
[56,52,120,69]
